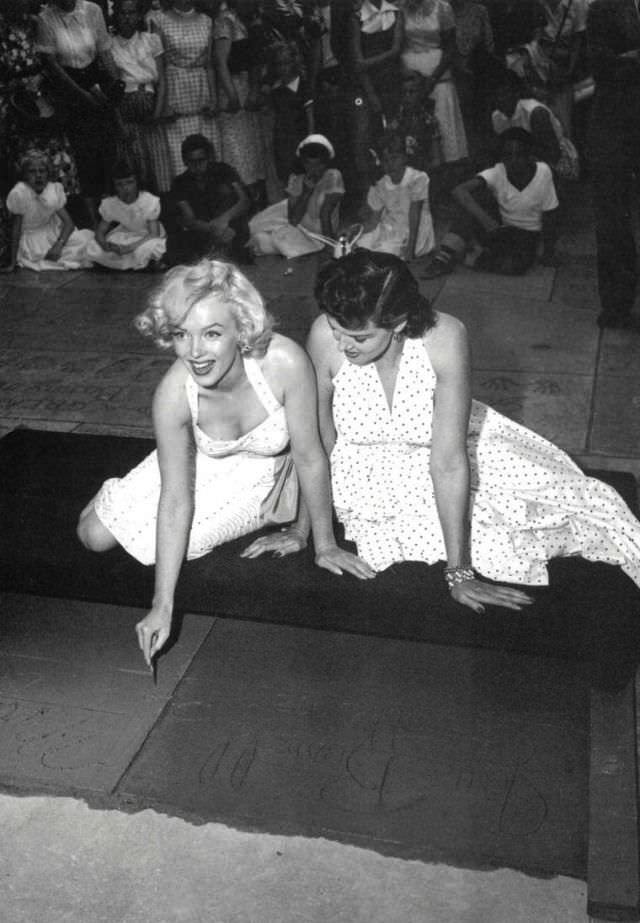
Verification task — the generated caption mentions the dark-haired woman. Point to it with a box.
[294,249,640,612]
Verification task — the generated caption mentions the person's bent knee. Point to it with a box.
[76,508,117,553]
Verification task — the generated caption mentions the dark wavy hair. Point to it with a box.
[314,249,436,338]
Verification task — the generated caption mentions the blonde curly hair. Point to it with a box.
[135,259,274,353]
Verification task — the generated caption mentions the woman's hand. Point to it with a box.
[241,526,308,559]
[45,241,64,262]
[135,606,172,665]
[315,544,376,579]
[222,95,241,113]
[450,578,534,613]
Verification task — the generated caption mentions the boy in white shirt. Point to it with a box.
[423,127,558,277]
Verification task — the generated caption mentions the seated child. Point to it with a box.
[249,134,343,259]
[423,128,558,278]
[491,72,579,182]
[358,133,434,261]
[86,159,166,271]
[167,133,251,266]
[2,150,93,273]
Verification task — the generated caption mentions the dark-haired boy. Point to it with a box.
[166,133,251,265]
[423,127,558,277]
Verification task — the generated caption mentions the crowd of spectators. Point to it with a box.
[0,0,599,291]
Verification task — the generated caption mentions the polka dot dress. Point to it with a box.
[331,336,640,586]
[94,358,290,565]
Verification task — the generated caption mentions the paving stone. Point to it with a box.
[441,264,556,302]
[590,375,640,457]
[472,369,592,453]
[598,328,640,378]
[0,350,165,427]
[551,259,599,312]
[437,290,599,374]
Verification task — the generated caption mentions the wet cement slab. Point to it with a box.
[120,617,589,878]
[0,594,212,795]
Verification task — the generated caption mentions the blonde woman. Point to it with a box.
[77,259,373,663]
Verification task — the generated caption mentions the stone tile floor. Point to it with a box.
[1,182,638,484]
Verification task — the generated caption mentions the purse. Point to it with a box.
[259,453,299,526]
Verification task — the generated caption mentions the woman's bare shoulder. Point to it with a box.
[152,358,191,419]
[422,311,469,371]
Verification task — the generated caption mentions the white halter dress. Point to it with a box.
[94,357,290,565]
[330,336,640,586]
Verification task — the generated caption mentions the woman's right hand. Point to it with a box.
[136,606,172,665]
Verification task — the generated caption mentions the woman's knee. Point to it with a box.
[76,508,117,553]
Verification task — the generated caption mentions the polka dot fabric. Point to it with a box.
[330,336,640,586]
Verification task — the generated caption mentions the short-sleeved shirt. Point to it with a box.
[111,31,163,92]
[37,0,111,69]
[99,191,161,230]
[171,163,243,221]
[6,181,66,229]
[478,161,558,232]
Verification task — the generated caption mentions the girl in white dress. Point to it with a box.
[358,133,435,260]
[86,160,167,271]
[77,259,374,664]
[249,135,344,259]
[284,249,640,614]
[2,150,93,272]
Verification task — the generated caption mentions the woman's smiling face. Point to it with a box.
[168,297,245,388]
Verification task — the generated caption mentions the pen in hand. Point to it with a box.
[148,631,158,685]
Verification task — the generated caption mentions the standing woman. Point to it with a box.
[150,0,219,182]
[110,0,172,194]
[349,0,403,200]
[213,0,266,203]
[36,0,121,228]
[400,0,468,165]
[0,0,80,202]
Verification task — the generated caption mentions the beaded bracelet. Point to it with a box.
[444,566,475,590]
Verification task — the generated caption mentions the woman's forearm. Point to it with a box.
[151,493,194,611]
[430,459,471,567]
[294,454,337,552]
[288,187,314,226]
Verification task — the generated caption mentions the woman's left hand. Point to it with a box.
[315,545,377,580]
[450,578,534,613]
[241,527,307,559]
[45,242,63,262]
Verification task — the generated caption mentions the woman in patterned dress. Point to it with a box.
[295,249,640,612]
[150,0,219,182]
[110,0,172,193]
[212,0,265,198]
[400,0,468,164]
